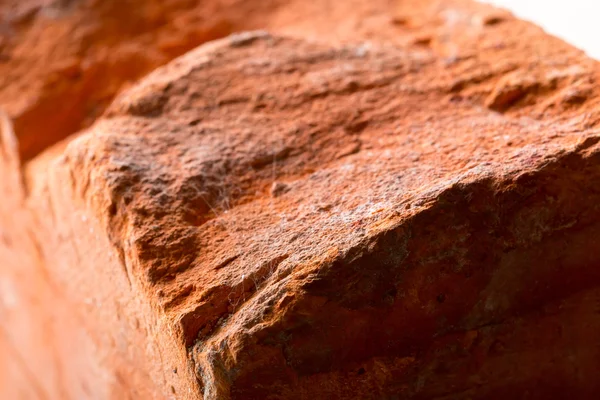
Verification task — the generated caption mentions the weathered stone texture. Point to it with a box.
[2,0,600,399]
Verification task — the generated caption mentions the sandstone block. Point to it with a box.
[3,0,600,399]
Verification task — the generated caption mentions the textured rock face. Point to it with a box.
[0,0,285,161]
[3,0,600,399]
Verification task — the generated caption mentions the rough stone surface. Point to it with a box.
[3,0,600,399]
[0,0,285,162]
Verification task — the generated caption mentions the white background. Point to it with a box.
[481,0,600,59]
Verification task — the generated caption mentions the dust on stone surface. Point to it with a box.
[3,0,600,400]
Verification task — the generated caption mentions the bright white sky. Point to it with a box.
[480,0,600,59]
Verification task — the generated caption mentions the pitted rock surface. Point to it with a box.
[53,31,600,398]
[3,0,600,399]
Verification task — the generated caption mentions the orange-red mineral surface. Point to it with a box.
[2,0,600,399]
